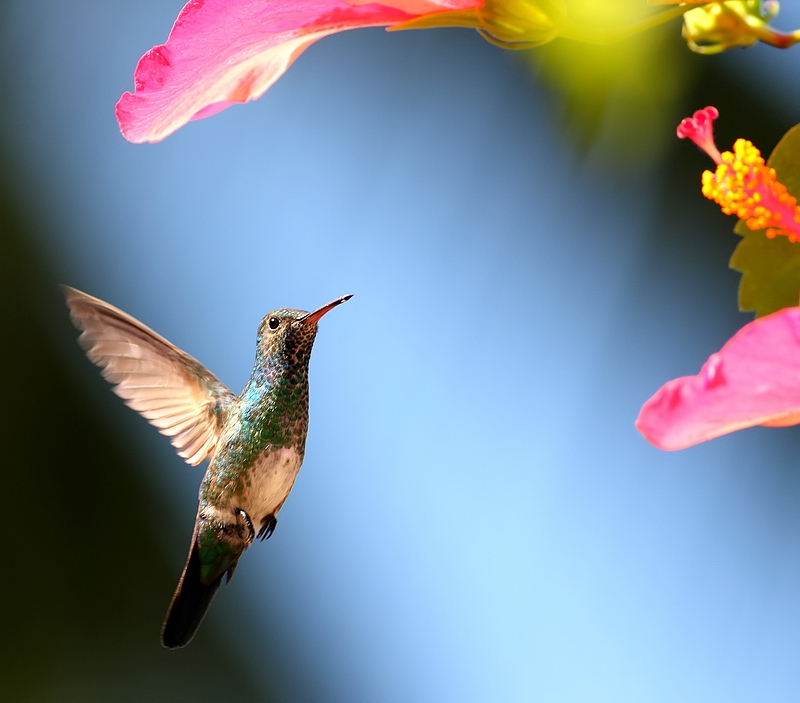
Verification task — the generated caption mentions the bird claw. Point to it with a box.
[257,514,277,541]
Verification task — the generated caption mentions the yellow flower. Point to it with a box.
[681,0,800,54]
[391,0,689,48]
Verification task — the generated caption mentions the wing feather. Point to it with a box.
[64,286,237,465]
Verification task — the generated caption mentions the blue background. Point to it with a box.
[4,1,800,700]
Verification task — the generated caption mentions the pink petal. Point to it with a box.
[636,306,800,450]
[116,0,482,143]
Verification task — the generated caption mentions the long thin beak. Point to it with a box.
[300,294,353,325]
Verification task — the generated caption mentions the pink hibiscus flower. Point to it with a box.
[637,107,800,450]
[116,0,482,143]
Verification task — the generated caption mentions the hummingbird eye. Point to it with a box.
[268,317,280,331]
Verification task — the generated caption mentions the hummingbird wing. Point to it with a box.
[64,286,236,465]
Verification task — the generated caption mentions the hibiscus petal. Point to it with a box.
[116,0,482,143]
[636,306,800,450]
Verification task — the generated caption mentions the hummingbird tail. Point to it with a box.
[161,537,223,649]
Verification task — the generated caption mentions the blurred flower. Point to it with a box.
[636,305,800,450]
[523,1,696,169]
[390,0,557,46]
[117,0,688,143]
[678,106,800,242]
[679,0,800,53]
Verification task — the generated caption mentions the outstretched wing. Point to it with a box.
[64,286,237,465]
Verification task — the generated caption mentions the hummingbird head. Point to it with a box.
[255,294,353,366]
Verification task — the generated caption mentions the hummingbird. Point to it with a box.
[63,286,352,648]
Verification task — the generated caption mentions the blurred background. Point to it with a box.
[3,1,800,701]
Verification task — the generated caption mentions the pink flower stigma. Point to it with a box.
[677,106,722,164]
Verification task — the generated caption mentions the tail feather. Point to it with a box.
[161,535,223,649]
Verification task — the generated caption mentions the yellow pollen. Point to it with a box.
[701,139,800,242]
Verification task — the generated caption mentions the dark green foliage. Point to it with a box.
[0,183,270,702]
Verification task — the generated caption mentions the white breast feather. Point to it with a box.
[238,446,303,523]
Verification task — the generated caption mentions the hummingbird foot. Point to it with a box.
[257,514,277,541]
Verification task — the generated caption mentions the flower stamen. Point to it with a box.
[703,139,800,242]
[679,107,800,243]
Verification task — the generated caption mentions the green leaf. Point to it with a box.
[730,123,800,317]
